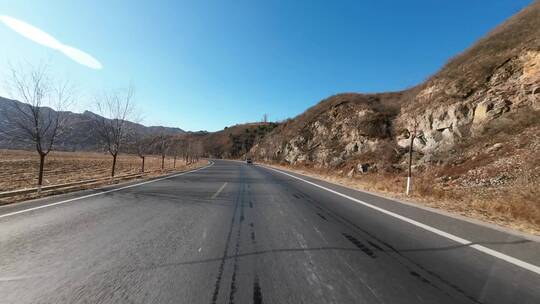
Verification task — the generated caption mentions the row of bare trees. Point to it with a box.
[89,89,204,178]
[132,133,204,174]
[0,64,204,191]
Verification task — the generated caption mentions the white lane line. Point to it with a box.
[0,274,44,282]
[211,182,228,199]
[261,165,540,276]
[0,161,214,219]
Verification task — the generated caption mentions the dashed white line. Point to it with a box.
[0,274,44,282]
[211,182,228,199]
[261,165,540,276]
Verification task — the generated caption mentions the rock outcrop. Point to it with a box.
[251,1,540,175]
[252,93,401,168]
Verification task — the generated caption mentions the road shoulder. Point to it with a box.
[255,162,540,270]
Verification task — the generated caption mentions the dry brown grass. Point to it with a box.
[420,1,540,105]
[0,149,204,192]
[265,162,540,236]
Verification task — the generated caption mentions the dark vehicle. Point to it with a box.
[246,157,253,164]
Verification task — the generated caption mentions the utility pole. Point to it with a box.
[406,120,418,196]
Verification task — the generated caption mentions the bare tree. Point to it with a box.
[169,138,183,169]
[185,137,195,164]
[176,136,189,163]
[91,86,134,177]
[130,133,156,173]
[1,63,73,191]
[192,140,204,162]
[174,135,203,164]
[262,113,268,123]
[152,133,170,170]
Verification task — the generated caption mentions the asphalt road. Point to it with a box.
[1,160,539,304]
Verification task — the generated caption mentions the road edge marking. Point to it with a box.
[0,161,214,219]
[260,164,540,275]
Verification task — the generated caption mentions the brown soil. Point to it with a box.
[0,149,207,203]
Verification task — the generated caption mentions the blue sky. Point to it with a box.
[0,0,533,131]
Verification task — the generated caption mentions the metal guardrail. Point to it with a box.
[0,171,158,199]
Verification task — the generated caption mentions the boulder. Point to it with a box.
[357,163,370,173]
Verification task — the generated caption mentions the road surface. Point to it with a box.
[1,160,539,303]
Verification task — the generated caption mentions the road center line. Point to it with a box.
[0,161,214,219]
[260,164,540,276]
[211,182,228,199]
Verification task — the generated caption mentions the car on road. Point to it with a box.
[246,157,253,164]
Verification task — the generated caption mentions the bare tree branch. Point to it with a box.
[1,63,74,188]
[90,85,135,177]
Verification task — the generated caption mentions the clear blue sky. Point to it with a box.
[0,0,533,131]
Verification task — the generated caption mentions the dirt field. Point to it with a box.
[0,149,203,192]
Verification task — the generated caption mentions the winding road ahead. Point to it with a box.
[1,160,539,303]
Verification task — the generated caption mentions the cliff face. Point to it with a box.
[251,1,540,176]
[252,93,403,168]
[396,49,539,155]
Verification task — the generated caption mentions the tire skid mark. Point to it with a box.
[367,240,384,251]
[211,167,245,304]
[228,175,247,304]
[247,186,262,304]
[250,223,257,245]
[253,275,263,304]
[294,189,484,304]
[229,251,240,304]
[258,167,481,303]
[342,233,376,258]
[210,181,241,304]
[410,271,431,284]
[316,212,328,221]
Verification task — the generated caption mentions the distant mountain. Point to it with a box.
[0,96,185,151]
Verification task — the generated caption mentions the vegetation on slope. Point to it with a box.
[249,1,540,233]
[200,122,278,159]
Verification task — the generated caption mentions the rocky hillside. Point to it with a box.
[0,97,185,151]
[251,1,540,176]
[249,2,540,231]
